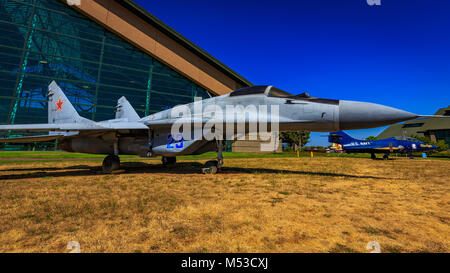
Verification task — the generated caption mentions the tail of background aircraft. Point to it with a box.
[115,96,140,121]
[48,81,89,124]
[328,131,358,145]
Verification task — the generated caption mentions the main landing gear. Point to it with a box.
[102,155,120,174]
[102,137,120,174]
[202,139,224,174]
[371,153,390,160]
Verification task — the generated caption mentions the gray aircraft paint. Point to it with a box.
[0,82,434,159]
[115,96,140,121]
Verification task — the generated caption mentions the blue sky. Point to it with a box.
[134,0,450,146]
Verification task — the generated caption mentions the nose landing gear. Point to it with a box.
[202,160,219,174]
[202,139,224,174]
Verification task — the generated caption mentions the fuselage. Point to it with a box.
[341,138,436,154]
[329,131,437,155]
[60,85,422,157]
[141,85,419,133]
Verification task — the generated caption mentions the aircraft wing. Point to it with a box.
[373,147,402,151]
[143,117,214,127]
[0,134,73,143]
[0,121,149,132]
[143,116,268,127]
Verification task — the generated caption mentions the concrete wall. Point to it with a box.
[232,140,282,153]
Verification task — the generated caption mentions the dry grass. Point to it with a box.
[0,157,448,253]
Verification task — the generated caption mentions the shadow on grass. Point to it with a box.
[0,161,390,180]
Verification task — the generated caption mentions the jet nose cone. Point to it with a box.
[339,100,418,130]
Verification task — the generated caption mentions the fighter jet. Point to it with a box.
[328,131,437,159]
[0,82,438,173]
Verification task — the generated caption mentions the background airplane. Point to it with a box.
[328,131,437,159]
[0,82,441,173]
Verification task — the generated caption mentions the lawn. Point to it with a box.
[0,155,448,253]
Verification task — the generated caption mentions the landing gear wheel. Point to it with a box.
[383,154,389,160]
[371,153,376,160]
[162,156,176,166]
[102,155,120,174]
[202,160,219,174]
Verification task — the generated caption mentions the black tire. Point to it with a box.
[102,155,120,174]
[371,153,376,160]
[162,156,176,165]
[202,160,219,174]
[383,154,389,160]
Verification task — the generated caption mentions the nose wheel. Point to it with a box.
[102,155,120,174]
[202,160,220,174]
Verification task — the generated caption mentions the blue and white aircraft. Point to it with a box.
[328,131,437,159]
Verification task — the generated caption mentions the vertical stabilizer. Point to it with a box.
[328,131,357,145]
[48,81,85,124]
[115,96,140,121]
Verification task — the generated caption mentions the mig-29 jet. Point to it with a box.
[0,82,440,173]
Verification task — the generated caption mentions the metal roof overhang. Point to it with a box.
[116,0,253,88]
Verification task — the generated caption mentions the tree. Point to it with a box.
[365,136,378,141]
[435,140,449,151]
[280,131,311,151]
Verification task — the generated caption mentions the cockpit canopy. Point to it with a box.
[229,85,292,97]
[394,136,420,142]
[229,85,338,105]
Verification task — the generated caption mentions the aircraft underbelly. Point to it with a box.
[152,139,210,156]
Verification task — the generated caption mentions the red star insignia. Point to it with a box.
[55,96,65,112]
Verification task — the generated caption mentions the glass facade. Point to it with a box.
[402,123,424,128]
[0,0,211,131]
[432,130,450,146]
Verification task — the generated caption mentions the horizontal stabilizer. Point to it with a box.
[143,117,224,128]
[0,134,69,143]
